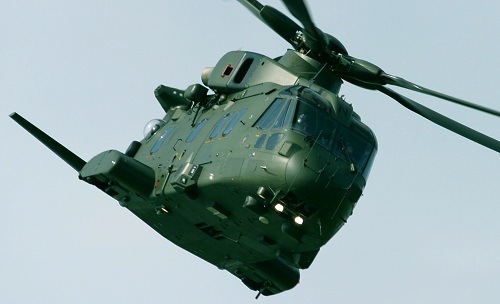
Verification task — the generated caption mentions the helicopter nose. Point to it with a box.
[285,147,360,206]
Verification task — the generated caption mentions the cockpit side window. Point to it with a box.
[254,98,287,129]
[273,100,295,130]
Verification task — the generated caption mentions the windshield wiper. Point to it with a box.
[304,131,331,144]
[338,137,356,172]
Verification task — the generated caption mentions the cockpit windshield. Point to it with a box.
[289,88,377,178]
[291,99,334,149]
[254,86,377,178]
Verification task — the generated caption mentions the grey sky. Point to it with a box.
[2,0,499,303]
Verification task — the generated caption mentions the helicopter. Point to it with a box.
[8,0,500,299]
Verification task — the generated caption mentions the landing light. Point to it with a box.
[274,203,284,213]
[294,216,304,225]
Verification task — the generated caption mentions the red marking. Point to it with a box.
[222,65,234,76]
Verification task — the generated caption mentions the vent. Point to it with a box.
[233,58,254,84]
[195,222,224,240]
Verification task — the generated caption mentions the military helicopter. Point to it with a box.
[9,0,500,298]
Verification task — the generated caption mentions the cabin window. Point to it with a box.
[209,112,234,139]
[266,133,284,150]
[223,108,248,136]
[186,118,208,143]
[150,126,175,154]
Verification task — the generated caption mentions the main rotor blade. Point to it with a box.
[331,55,500,117]
[236,0,302,48]
[236,0,264,16]
[376,87,500,153]
[9,112,87,171]
[381,73,500,117]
